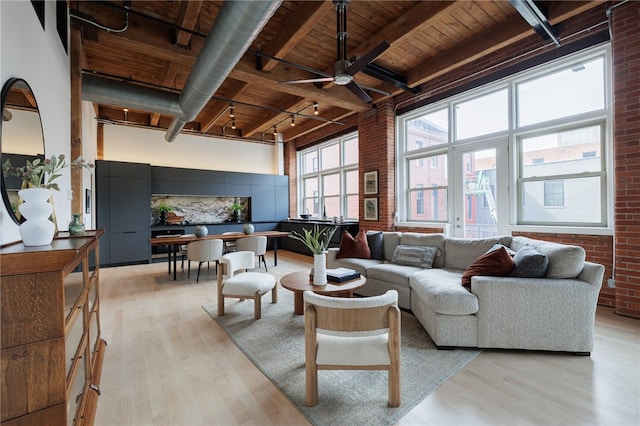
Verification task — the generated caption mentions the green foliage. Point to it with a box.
[288,224,338,255]
[2,154,94,191]
[230,202,242,212]
[155,204,174,213]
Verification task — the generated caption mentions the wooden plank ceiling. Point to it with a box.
[71,0,604,144]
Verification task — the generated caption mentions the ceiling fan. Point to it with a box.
[281,0,390,103]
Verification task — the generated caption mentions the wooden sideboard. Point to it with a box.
[1,231,106,426]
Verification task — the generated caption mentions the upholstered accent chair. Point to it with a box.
[186,239,223,283]
[217,251,277,320]
[222,231,243,253]
[303,290,401,407]
[235,235,268,271]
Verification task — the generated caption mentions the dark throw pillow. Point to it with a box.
[391,245,439,268]
[366,231,384,260]
[336,230,371,259]
[487,243,516,257]
[461,246,515,287]
[511,246,549,277]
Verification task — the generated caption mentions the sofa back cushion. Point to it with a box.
[399,233,446,268]
[444,236,512,270]
[382,232,402,261]
[336,229,371,259]
[510,236,585,278]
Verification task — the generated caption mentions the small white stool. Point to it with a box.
[217,251,277,320]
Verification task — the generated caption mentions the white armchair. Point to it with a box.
[186,239,223,283]
[235,235,268,271]
[303,290,401,407]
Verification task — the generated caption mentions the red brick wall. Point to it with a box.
[358,100,396,232]
[611,1,640,318]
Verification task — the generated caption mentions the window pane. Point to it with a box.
[408,154,448,189]
[303,177,318,215]
[408,188,448,221]
[343,137,358,165]
[301,151,318,174]
[408,153,448,221]
[521,125,602,178]
[345,170,358,193]
[522,176,601,223]
[407,108,448,151]
[518,57,604,126]
[323,173,340,196]
[320,144,340,170]
[323,196,340,217]
[346,194,359,219]
[455,89,508,140]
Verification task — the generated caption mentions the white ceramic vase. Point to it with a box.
[17,188,56,246]
[313,253,327,286]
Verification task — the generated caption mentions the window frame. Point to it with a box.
[396,45,613,233]
[297,132,359,220]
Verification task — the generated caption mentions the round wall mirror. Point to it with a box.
[0,78,45,224]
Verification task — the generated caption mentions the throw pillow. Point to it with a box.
[366,231,384,260]
[461,246,515,287]
[511,245,549,277]
[336,230,371,259]
[391,245,438,268]
[487,243,516,257]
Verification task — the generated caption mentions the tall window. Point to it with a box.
[298,133,359,220]
[397,47,611,228]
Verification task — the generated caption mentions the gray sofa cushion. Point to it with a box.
[512,246,548,277]
[382,232,402,261]
[366,231,384,260]
[511,236,585,278]
[399,233,446,268]
[391,245,439,268]
[444,236,512,270]
[410,269,479,315]
[366,263,422,289]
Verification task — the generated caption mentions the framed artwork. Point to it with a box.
[85,189,91,214]
[364,170,378,194]
[364,197,378,221]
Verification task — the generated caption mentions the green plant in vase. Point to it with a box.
[289,224,338,285]
[156,204,174,225]
[230,202,242,222]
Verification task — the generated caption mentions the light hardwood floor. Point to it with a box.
[95,250,639,426]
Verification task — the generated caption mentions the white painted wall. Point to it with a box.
[1,0,71,244]
[101,124,281,174]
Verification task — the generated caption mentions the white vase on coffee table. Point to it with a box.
[313,253,327,286]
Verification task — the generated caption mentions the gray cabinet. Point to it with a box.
[96,160,150,265]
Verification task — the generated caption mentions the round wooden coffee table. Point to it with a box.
[280,270,366,315]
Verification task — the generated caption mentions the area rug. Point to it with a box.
[202,291,480,426]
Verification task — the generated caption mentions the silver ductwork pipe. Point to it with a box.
[165,0,282,142]
[82,74,183,117]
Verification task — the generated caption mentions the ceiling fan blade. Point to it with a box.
[345,81,372,103]
[345,40,390,76]
[280,77,334,84]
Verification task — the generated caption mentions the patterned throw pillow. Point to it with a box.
[391,245,439,268]
[336,230,371,259]
[366,231,384,260]
[461,246,515,287]
[511,245,549,277]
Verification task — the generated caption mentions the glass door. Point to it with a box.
[452,138,509,238]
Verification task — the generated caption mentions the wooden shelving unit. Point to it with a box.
[1,230,105,426]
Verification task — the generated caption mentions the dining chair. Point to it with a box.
[303,289,401,407]
[222,231,244,253]
[186,239,224,283]
[235,235,268,271]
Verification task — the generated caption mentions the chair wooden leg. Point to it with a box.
[271,285,277,304]
[305,306,318,406]
[254,291,262,320]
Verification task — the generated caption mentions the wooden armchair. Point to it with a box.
[303,290,401,407]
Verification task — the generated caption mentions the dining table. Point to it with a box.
[149,230,290,280]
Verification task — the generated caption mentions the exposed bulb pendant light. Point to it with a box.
[313,102,319,115]
[290,115,295,126]
[231,118,236,129]
[229,104,235,118]
[273,126,278,136]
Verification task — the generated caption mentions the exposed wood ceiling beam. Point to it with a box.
[197,80,250,132]
[243,96,308,138]
[259,1,333,72]
[174,0,203,48]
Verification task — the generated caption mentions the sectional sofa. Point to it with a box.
[327,232,604,354]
